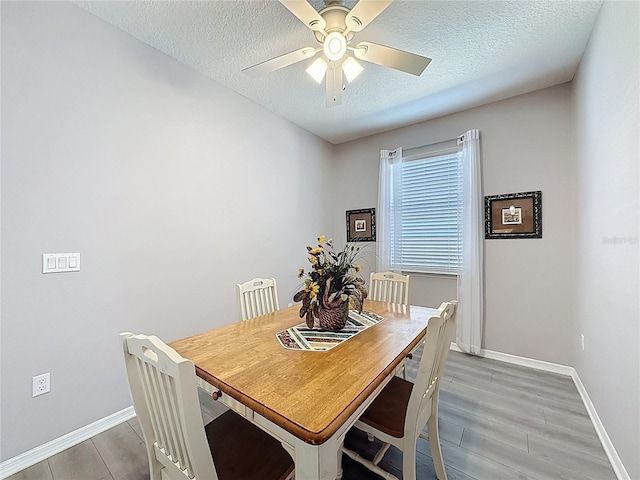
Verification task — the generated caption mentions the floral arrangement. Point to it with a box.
[293,235,368,329]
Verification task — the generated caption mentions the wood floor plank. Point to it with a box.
[522,412,608,459]
[426,438,536,480]
[460,428,602,480]
[542,407,599,437]
[91,422,149,480]
[490,372,582,405]
[438,384,546,431]
[527,432,617,480]
[126,418,143,441]
[539,396,590,421]
[438,402,530,452]
[4,460,53,480]
[432,418,465,446]
[445,355,581,409]
[446,370,589,419]
[442,378,547,424]
[446,352,575,392]
[47,440,113,480]
[444,362,495,386]
[490,364,577,392]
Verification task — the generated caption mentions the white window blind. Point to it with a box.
[394,150,462,274]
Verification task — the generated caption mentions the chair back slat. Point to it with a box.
[121,333,218,480]
[369,272,410,304]
[236,277,280,320]
[154,367,190,472]
[405,301,457,435]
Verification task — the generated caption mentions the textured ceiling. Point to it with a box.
[74,0,603,144]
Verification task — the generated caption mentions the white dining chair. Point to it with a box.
[236,277,280,321]
[121,332,294,480]
[369,271,412,378]
[342,301,457,480]
[369,271,410,304]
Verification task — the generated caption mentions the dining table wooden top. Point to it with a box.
[170,299,437,445]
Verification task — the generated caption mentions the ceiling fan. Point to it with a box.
[242,0,432,107]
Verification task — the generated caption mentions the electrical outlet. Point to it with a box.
[581,334,585,351]
[32,373,50,397]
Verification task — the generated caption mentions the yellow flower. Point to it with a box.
[305,282,320,298]
[355,264,361,273]
[298,266,304,278]
[318,235,325,245]
[309,255,319,265]
[309,247,323,255]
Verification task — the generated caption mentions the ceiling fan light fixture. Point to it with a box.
[306,57,328,84]
[323,32,347,61]
[342,56,363,83]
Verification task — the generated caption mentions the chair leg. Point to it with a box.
[426,415,448,480]
[148,458,162,480]
[372,442,392,465]
[401,438,418,480]
[337,437,345,480]
[342,447,399,480]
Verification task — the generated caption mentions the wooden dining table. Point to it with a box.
[170,299,437,480]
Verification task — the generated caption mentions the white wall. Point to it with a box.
[334,84,576,365]
[0,1,334,460]
[572,1,640,478]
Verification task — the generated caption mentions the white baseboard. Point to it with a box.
[571,372,631,480]
[449,343,630,480]
[449,342,575,376]
[0,406,135,479]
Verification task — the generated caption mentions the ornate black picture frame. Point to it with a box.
[485,191,542,239]
[346,208,376,242]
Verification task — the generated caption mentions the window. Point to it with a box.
[390,148,462,274]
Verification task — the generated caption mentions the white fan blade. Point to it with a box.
[243,47,318,78]
[353,42,431,76]
[345,0,393,33]
[326,62,343,107]
[279,0,327,33]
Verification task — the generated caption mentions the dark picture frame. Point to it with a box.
[346,208,376,242]
[485,191,542,239]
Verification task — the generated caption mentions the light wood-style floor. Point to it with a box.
[7,349,616,480]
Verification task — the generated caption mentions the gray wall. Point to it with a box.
[333,84,576,365]
[1,2,334,460]
[572,1,639,477]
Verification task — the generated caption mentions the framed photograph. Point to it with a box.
[485,191,542,239]
[346,208,376,242]
[501,207,522,225]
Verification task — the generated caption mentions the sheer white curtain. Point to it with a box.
[378,138,484,355]
[377,148,403,272]
[456,129,484,355]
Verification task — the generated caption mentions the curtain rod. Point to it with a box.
[403,136,461,154]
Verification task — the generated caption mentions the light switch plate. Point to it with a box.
[43,253,81,274]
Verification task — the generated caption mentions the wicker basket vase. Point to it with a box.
[317,302,349,331]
